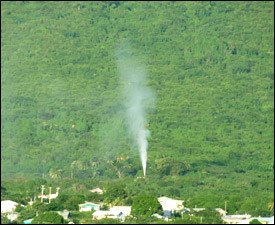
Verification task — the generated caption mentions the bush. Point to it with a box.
[132,195,162,218]
[249,219,262,224]
[32,211,64,224]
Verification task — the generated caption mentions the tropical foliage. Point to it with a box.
[1,1,274,223]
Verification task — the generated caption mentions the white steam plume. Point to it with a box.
[116,42,154,177]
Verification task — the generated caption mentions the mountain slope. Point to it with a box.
[1,1,274,214]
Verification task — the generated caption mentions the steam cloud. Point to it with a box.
[116,42,154,177]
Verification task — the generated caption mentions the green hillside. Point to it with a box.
[1,1,274,216]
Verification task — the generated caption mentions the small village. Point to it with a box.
[1,186,274,224]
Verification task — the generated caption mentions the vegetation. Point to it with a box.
[131,195,162,218]
[1,216,10,225]
[32,211,64,224]
[249,219,262,224]
[1,1,274,224]
[16,205,36,223]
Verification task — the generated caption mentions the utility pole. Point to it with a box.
[225,201,227,215]
[49,187,52,204]
[41,185,45,203]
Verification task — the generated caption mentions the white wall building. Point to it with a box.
[92,206,131,222]
[89,188,104,195]
[157,196,184,217]
[250,216,274,224]
[221,214,252,224]
[1,200,19,214]
[6,212,19,222]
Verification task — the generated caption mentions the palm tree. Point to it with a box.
[268,201,274,212]
[49,169,62,179]
[70,160,86,178]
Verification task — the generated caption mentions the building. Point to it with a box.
[79,202,100,212]
[221,214,252,224]
[157,196,184,217]
[1,200,19,214]
[250,216,274,224]
[6,212,19,222]
[193,208,206,212]
[222,214,274,224]
[92,206,131,222]
[89,188,104,195]
[152,213,164,219]
[92,210,111,220]
[109,206,131,221]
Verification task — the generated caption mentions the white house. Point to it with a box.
[89,188,104,195]
[250,216,274,224]
[157,196,184,217]
[193,208,206,212]
[1,200,19,214]
[221,214,252,224]
[92,210,111,220]
[152,213,164,219]
[110,206,131,221]
[79,202,100,212]
[92,206,131,222]
[6,212,19,222]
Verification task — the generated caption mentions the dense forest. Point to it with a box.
[1,1,274,220]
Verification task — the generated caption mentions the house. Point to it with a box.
[79,202,100,212]
[89,188,104,195]
[109,206,131,221]
[221,214,252,224]
[152,213,164,219]
[157,196,184,217]
[250,216,274,224]
[92,206,131,222]
[92,210,111,220]
[193,208,206,212]
[222,214,274,224]
[1,200,19,214]
[6,212,19,222]
[109,206,131,216]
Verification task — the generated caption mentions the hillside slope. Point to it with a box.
[1,1,274,214]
